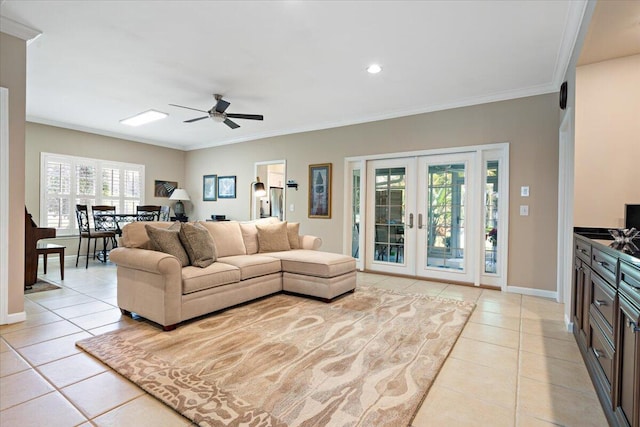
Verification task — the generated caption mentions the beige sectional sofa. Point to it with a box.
[109,219,356,330]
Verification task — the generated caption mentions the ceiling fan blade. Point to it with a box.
[169,103,208,113]
[215,99,230,113]
[224,118,240,129]
[226,113,264,121]
[184,116,209,123]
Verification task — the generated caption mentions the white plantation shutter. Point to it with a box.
[40,153,145,235]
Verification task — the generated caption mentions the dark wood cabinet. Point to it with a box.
[573,234,640,427]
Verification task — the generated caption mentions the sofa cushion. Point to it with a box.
[145,223,190,267]
[217,255,282,280]
[240,218,280,255]
[182,262,241,294]
[198,221,246,257]
[179,222,216,267]
[287,222,301,249]
[267,250,356,278]
[121,221,174,249]
[257,222,291,253]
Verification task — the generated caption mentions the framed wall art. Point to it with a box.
[203,174,217,201]
[308,163,331,218]
[154,180,178,198]
[217,175,237,199]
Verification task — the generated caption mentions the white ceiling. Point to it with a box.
[1,1,588,151]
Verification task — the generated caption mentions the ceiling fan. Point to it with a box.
[169,94,263,129]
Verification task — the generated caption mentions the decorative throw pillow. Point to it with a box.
[287,222,301,249]
[179,222,216,268]
[145,222,190,267]
[256,221,291,253]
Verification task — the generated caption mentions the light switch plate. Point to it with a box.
[521,186,530,197]
[520,205,529,216]
[289,204,295,212]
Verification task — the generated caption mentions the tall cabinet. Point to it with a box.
[573,232,640,427]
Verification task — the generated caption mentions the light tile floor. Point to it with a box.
[0,258,608,426]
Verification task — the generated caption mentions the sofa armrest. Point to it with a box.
[300,235,322,250]
[109,247,182,274]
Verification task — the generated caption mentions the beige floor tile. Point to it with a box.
[38,352,107,388]
[517,377,608,427]
[24,287,82,303]
[449,337,518,374]
[0,391,87,427]
[17,331,92,366]
[61,371,144,418]
[356,272,389,285]
[0,369,55,410]
[404,280,449,296]
[52,300,115,319]
[479,289,522,304]
[433,357,517,408]
[519,351,595,393]
[92,394,192,426]
[0,310,63,334]
[1,320,83,348]
[476,299,522,317]
[0,338,11,353]
[521,318,573,341]
[517,414,563,426]
[439,285,483,302]
[413,385,514,427]
[469,310,521,331]
[460,321,520,349]
[520,332,582,363]
[0,349,31,377]
[35,294,96,310]
[521,306,566,321]
[68,308,124,330]
[88,318,141,335]
[23,299,48,314]
[373,276,419,290]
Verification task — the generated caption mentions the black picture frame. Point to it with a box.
[203,175,217,201]
[217,175,237,199]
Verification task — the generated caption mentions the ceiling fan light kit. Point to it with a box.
[169,94,263,129]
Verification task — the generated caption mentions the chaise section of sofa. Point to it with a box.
[109,219,356,330]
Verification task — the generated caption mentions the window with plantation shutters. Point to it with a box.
[40,153,145,235]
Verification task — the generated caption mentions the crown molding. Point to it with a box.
[552,0,589,87]
[0,16,42,44]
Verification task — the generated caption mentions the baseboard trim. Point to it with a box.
[564,313,574,332]
[3,311,26,325]
[506,286,558,300]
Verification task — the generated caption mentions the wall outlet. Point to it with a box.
[289,204,295,212]
[520,205,529,216]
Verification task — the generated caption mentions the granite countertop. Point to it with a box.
[575,227,640,266]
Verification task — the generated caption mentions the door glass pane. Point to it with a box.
[374,167,405,263]
[351,169,361,258]
[427,163,465,270]
[484,160,499,273]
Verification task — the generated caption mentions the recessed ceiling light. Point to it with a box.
[120,110,168,127]
[367,64,382,74]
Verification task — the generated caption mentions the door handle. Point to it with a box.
[408,213,414,229]
[418,213,424,229]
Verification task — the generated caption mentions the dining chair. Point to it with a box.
[136,205,161,221]
[159,205,170,221]
[75,205,118,268]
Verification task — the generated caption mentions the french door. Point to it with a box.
[360,148,506,287]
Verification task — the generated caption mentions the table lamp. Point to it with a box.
[170,188,190,218]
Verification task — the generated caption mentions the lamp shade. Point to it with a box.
[253,181,266,197]
[169,188,190,201]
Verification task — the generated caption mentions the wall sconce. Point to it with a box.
[286,179,298,191]
[250,177,267,219]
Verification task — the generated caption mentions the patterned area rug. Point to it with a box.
[77,287,474,427]
[24,279,61,294]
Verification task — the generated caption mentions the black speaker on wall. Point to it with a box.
[559,81,568,110]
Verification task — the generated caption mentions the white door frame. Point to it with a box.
[1,88,10,324]
[557,108,574,329]
[253,160,287,221]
